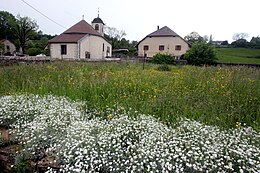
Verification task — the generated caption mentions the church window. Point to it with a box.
[61,45,67,55]
[95,24,99,31]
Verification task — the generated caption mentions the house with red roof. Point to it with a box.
[49,16,112,59]
[136,26,190,58]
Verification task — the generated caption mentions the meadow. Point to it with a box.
[216,48,260,64]
[0,62,259,129]
[0,62,259,172]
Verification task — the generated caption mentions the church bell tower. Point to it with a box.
[92,9,105,36]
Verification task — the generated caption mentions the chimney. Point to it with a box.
[157,25,159,30]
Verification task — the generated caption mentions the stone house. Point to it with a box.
[0,39,16,55]
[48,16,112,59]
[136,26,190,58]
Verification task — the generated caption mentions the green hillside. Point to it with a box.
[216,48,260,64]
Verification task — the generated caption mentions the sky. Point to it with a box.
[1,0,260,43]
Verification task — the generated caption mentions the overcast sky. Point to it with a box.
[1,0,260,43]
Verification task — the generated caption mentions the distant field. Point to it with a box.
[216,48,260,64]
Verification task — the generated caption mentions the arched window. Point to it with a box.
[95,24,99,31]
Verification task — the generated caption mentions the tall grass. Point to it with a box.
[0,62,259,130]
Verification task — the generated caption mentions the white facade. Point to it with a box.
[92,23,104,37]
[50,35,112,59]
[138,36,189,58]
[50,43,77,59]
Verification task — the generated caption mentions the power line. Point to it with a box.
[20,0,67,29]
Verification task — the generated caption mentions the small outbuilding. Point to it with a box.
[136,26,190,58]
[49,16,112,59]
[0,39,16,55]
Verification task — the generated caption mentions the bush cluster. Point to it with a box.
[150,53,176,65]
[184,42,217,66]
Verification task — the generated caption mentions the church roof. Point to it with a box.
[49,20,101,43]
[147,26,179,37]
[64,20,101,35]
[92,16,105,25]
[48,34,86,43]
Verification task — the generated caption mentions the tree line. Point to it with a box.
[184,31,260,49]
[231,33,260,49]
[0,11,55,56]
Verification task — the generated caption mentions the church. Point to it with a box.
[49,15,112,59]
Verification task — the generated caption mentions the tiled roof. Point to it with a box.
[48,34,86,43]
[147,26,179,37]
[49,20,101,43]
[136,26,190,47]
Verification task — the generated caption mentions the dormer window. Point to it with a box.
[95,24,99,31]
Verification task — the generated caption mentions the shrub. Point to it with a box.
[150,53,176,65]
[26,47,42,56]
[183,42,217,66]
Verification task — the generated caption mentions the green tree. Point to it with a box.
[183,42,217,66]
[0,11,17,41]
[104,26,126,49]
[104,26,137,57]
[231,39,249,48]
[12,15,38,54]
[250,36,260,49]
[184,32,204,45]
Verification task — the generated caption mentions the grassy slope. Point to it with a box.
[216,48,260,64]
[0,62,259,130]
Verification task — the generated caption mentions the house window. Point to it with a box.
[95,24,99,31]
[61,45,67,55]
[103,43,105,52]
[143,45,149,51]
[175,45,182,51]
[6,45,10,51]
[159,45,164,51]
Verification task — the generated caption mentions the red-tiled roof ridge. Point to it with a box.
[136,26,190,47]
[63,20,101,36]
[49,20,104,43]
[48,34,87,43]
[147,26,179,37]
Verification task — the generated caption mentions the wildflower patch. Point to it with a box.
[0,95,259,172]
